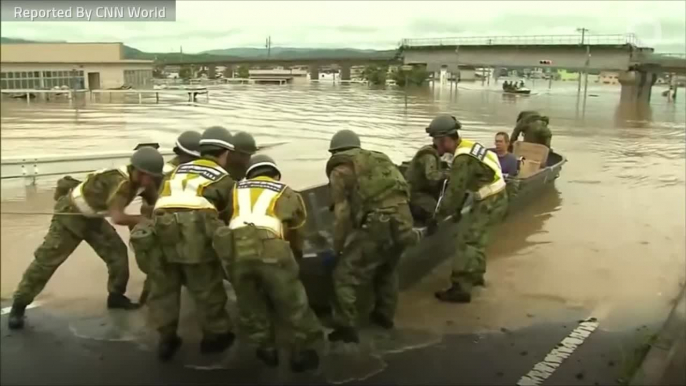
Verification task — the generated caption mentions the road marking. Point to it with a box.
[1,302,42,316]
[517,318,599,386]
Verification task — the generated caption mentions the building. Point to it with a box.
[0,42,154,90]
[598,71,620,85]
[557,69,580,81]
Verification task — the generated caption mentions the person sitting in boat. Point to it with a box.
[491,132,519,177]
[502,81,509,91]
[7,147,165,331]
[404,119,453,224]
[509,111,552,152]
[430,115,509,304]
[519,80,525,89]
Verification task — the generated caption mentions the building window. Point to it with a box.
[124,69,153,88]
[0,70,86,90]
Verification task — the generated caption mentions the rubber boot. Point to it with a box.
[7,303,27,330]
[369,311,394,329]
[290,349,319,373]
[256,347,279,368]
[157,335,182,362]
[200,331,235,354]
[328,326,359,343]
[107,293,140,310]
[435,283,472,303]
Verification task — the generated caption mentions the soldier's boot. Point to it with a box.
[369,311,394,330]
[200,331,235,354]
[107,293,140,310]
[435,283,472,303]
[256,347,279,368]
[290,349,319,373]
[157,334,182,362]
[7,303,27,330]
[328,326,359,343]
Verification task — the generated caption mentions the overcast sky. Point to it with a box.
[2,1,685,53]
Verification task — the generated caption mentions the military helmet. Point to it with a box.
[199,126,234,152]
[233,131,257,155]
[426,114,461,138]
[516,110,540,123]
[130,147,164,176]
[246,154,280,179]
[329,129,361,153]
[173,131,201,157]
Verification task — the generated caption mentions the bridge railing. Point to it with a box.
[400,34,643,47]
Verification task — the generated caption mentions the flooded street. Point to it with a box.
[1,80,685,384]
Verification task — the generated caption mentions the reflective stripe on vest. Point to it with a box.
[454,139,507,200]
[228,177,286,238]
[70,165,132,217]
[154,159,228,211]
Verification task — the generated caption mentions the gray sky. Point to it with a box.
[2,1,685,53]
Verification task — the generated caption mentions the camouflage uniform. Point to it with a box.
[405,145,449,223]
[510,113,552,148]
[327,148,419,330]
[14,166,148,306]
[132,156,234,341]
[214,177,322,354]
[436,141,508,293]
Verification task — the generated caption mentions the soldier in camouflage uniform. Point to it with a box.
[509,110,553,150]
[136,131,202,306]
[429,115,509,303]
[132,126,237,361]
[214,154,322,372]
[326,130,421,343]
[405,124,453,224]
[225,131,257,180]
[7,147,165,330]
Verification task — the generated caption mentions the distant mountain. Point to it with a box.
[1,37,67,44]
[202,47,396,59]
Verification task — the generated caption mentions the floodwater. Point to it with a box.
[1,80,684,382]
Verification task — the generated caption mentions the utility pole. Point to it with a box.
[265,36,272,58]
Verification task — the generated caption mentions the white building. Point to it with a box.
[0,42,154,90]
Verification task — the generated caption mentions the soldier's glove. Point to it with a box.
[440,153,454,169]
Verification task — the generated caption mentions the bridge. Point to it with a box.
[159,55,399,81]
[400,33,686,104]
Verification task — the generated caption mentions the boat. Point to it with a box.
[297,151,567,312]
[503,87,531,95]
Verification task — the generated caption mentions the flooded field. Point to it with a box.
[1,80,684,381]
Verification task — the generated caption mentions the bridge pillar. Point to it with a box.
[619,70,658,105]
[223,65,234,78]
[340,65,351,81]
[310,66,320,81]
[208,65,216,79]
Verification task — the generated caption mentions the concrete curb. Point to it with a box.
[630,285,686,386]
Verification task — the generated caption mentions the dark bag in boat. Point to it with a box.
[54,176,82,201]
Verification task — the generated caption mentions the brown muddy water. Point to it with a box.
[1,81,684,380]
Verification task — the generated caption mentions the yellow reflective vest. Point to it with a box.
[455,139,506,200]
[154,159,228,211]
[229,176,287,238]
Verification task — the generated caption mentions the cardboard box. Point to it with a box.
[514,142,549,167]
[518,159,542,178]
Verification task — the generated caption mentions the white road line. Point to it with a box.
[1,302,42,316]
[516,317,600,386]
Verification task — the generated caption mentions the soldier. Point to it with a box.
[326,129,420,343]
[135,126,236,361]
[136,131,202,306]
[430,115,509,303]
[225,130,257,180]
[7,147,164,330]
[509,110,553,151]
[405,119,454,224]
[214,154,322,372]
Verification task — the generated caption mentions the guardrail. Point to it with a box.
[400,33,644,47]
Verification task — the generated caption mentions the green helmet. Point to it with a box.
[173,131,201,157]
[245,154,280,179]
[233,131,257,155]
[516,111,540,123]
[426,115,461,138]
[199,126,233,152]
[329,129,361,153]
[130,147,164,176]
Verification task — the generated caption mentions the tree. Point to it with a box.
[179,66,191,80]
[152,66,164,78]
[391,66,429,87]
[361,65,388,85]
[237,65,250,79]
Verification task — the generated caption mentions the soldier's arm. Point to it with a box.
[107,181,143,227]
[421,153,449,190]
[329,165,353,254]
[282,190,308,260]
[204,176,235,224]
[436,156,472,220]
